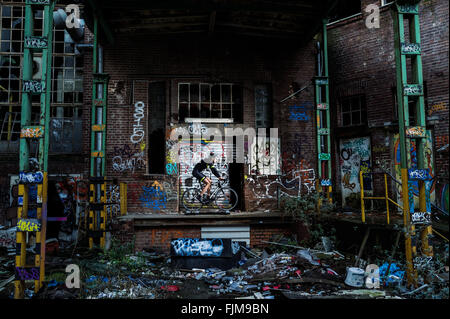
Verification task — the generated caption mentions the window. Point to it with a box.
[255,84,273,131]
[0,3,84,153]
[340,95,367,126]
[178,83,242,123]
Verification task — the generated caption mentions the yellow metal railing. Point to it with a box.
[359,171,403,224]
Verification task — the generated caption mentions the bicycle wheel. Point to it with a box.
[214,187,238,212]
[181,188,203,211]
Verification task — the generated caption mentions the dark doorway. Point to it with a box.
[229,162,244,211]
[148,81,166,174]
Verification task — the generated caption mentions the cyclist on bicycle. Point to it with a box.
[193,151,225,203]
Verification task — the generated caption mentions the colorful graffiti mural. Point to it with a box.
[393,132,436,209]
[339,137,372,205]
[139,181,167,210]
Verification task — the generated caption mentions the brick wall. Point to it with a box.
[134,226,201,253]
[327,0,449,203]
[250,225,295,249]
[82,32,321,213]
[127,224,294,253]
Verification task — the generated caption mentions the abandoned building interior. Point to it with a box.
[0,0,448,300]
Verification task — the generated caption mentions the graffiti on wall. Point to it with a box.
[288,102,313,121]
[112,143,146,173]
[246,159,315,205]
[248,137,281,176]
[130,101,145,144]
[106,184,121,218]
[428,102,448,116]
[171,238,224,257]
[339,137,372,205]
[128,178,177,213]
[15,267,40,281]
[139,181,167,210]
[393,132,436,209]
[0,226,16,248]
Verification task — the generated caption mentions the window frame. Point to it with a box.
[177,82,242,123]
[339,94,367,127]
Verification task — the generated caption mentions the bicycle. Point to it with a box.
[181,177,238,213]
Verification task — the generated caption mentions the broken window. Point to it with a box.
[178,83,243,123]
[339,94,367,127]
[0,3,83,153]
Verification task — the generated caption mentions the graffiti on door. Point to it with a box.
[339,137,372,205]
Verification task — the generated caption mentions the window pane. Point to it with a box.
[201,103,211,118]
[343,113,351,126]
[211,103,220,118]
[351,111,360,125]
[190,103,199,118]
[190,83,199,102]
[179,84,189,102]
[179,103,188,122]
[201,84,210,102]
[341,100,350,112]
[211,85,220,102]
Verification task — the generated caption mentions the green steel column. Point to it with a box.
[409,13,432,257]
[393,6,416,288]
[19,5,33,173]
[392,0,433,287]
[90,17,98,177]
[16,0,55,298]
[38,0,55,292]
[315,19,332,206]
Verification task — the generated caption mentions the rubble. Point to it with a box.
[0,233,448,300]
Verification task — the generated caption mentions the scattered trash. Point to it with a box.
[297,250,321,266]
[379,263,404,286]
[161,285,180,292]
[344,267,365,287]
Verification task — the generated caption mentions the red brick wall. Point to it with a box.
[327,0,449,201]
[82,32,321,213]
[127,224,295,253]
[134,226,201,253]
[250,225,294,249]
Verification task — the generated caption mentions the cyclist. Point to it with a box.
[192,151,225,203]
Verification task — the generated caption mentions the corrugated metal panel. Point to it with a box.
[201,226,250,245]
[178,123,232,211]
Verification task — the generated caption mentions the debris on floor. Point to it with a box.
[0,234,448,300]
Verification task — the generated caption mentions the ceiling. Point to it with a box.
[82,0,338,43]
